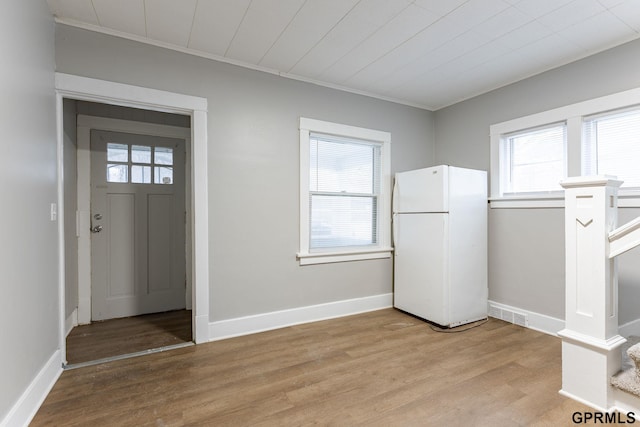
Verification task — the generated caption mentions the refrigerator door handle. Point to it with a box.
[392,177,398,214]
[392,213,397,255]
[392,178,398,255]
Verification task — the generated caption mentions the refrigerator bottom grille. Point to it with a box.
[393,307,487,329]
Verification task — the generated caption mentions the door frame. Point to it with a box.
[55,73,210,365]
[79,118,192,322]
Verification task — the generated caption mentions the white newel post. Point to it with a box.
[559,176,626,411]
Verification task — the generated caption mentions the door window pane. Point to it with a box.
[107,164,128,183]
[155,166,173,184]
[106,142,177,185]
[107,143,128,162]
[131,145,151,164]
[155,147,173,165]
[131,165,152,183]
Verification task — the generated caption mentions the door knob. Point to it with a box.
[91,225,103,233]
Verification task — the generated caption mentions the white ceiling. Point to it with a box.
[47,0,640,110]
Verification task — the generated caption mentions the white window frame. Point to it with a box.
[501,122,568,196]
[298,117,392,265]
[490,86,640,209]
[582,106,640,187]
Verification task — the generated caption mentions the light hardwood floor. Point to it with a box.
[66,310,192,365]
[34,309,595,426]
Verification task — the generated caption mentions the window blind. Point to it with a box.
[503,124,565,194]
[309,133,381,250]
[583,108,640,188]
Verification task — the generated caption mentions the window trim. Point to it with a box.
[500,122,567,196]
[582,106,640,188]
[490,86,640,208]
[298,117,392,265]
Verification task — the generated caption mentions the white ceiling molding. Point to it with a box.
[47,0,640,111]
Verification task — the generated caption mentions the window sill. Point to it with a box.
[297,247,393,265]
[490,189,640,209]
[489,193,564,209]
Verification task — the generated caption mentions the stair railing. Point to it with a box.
[609,216,640,259]
[559,176,636,411]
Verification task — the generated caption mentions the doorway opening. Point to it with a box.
[65,310,193,367]
[55,74,210,368]
[64,103,194,367]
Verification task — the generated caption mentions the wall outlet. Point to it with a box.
[50,203,57,222]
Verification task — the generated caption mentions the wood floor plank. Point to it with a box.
[33,309,598,426]
[66,309,192,364]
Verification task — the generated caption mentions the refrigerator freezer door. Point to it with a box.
[393,165,449,214]
[393,213,449,325]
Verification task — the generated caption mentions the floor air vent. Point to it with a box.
[488,305,501,319]
[514,312,527,327]
[489,304,528,328]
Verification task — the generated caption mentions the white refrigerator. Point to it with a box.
[392,165,487,328]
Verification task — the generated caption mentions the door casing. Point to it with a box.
[55,73,210,365]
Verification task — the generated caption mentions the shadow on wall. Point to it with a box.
[618,209,640,326]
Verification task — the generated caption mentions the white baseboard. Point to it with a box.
[209,293,393,341]
[65,308,78,337]
[488,302,640,339]
[77,296,91,325]
[613,387,640,414]
[488,300,565,336]
[0,350,63,427]
[619,318,640,338]
[558,389,609,412]
[194,313,209,344]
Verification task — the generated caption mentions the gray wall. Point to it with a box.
[63,99,78,319]
[55,25,435,322]
[617,209,640,325]
[434,38,640,323]
[0,2,57,422]
[76,101,190,128]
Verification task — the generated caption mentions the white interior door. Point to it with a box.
[90,130,186,321]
